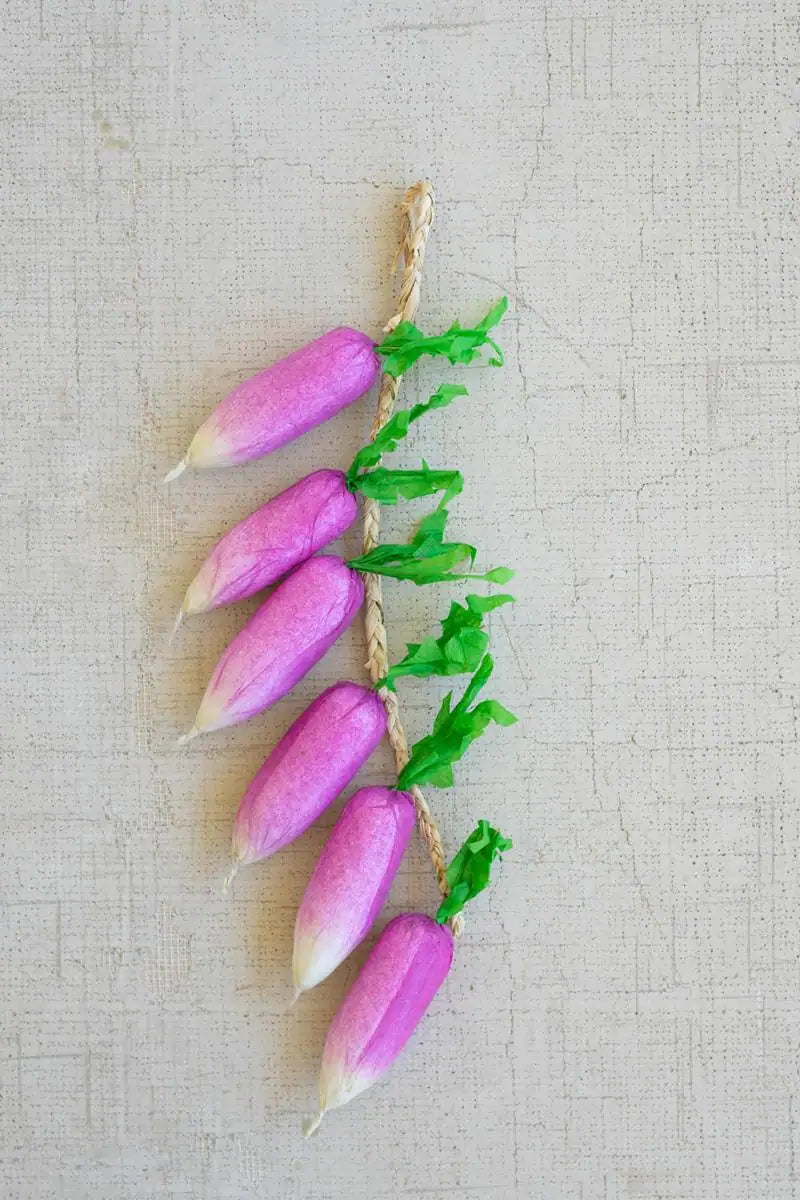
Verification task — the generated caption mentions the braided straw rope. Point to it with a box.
[362,181,463,938]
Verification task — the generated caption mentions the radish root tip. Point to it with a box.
[163,458,187,484]
[302,1111,324,1139]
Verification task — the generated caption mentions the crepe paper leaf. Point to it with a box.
[346,383,468,485]
[481,566,515,584]
[441,591,516,633]
[434,820,513,924]
[380,593,515,690]
[376,297,509,378]
[347,508,514,587]
[354,465,464,507]
[396,654,517,790]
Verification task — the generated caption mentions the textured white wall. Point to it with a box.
[3,1,799,1197]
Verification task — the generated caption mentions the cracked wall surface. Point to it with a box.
[2,1,799,1197]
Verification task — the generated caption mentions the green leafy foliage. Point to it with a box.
[376,297,509,378]
[396,654,517,790]
[435,820,513,924]
[346,383,468,486]
[354,464,464,506]
[347,508,514,587]
[380,593,515,689]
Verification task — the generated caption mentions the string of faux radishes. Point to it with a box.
[303,182,515,1136]
[165,180,517,1134]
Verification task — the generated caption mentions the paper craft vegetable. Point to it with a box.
[231,684,387,869]
[176,469,357,627]
[164,300,507,480]
[174,384,469,627]
[164,329,380,480]
[180,556,363,740]
[304,914,451,1136]
[304,819,511,1134]
[165,178,520,1138]
[292,787,415,997]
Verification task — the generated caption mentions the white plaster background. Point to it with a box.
[3,1,799,1197]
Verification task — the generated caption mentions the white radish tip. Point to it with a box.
[222,859,239,894]
[163,457,187,484]
[175,725,199,747]
[302,1111,324,1140]
[168,607,185,646]
[291,985,302,1008]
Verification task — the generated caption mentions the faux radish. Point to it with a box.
[292,787,414,996]
[304,914,453,1135]
[165,329,380,478]
[231,684,387,868]
[305,822,511,1134]
[180,556,363,739]
[177,469,357,626]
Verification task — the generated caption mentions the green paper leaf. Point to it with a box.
[434,820,513,923]
[473,297,510,367]
[474,296,509,334]
[376,297,509,377]
[396,654,517,790]
[347,507,514,587]
[354,465,464,506]
[380,592,515,689]
[346,383,468,486]
[481,566,515,585]
[424,763,455,789]
[440,591,516,634]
